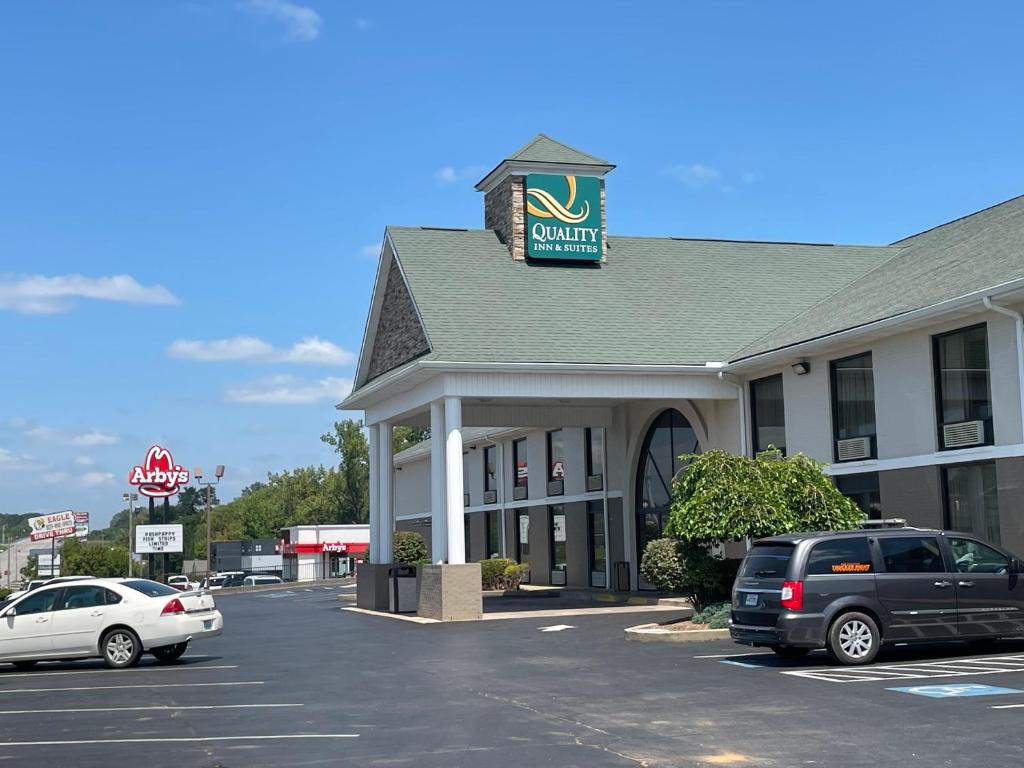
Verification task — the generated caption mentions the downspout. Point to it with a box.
[983,296,1024,443]
[718,371,749,456]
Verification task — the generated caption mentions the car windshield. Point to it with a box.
[121,579,179,597]
[740,544,794,578]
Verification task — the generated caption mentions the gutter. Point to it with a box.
[718,372,748,456]
[983,295,1024,441]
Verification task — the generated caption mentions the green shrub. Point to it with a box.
[692,602,731,629]
[392,530,427,564]
[640,538,739,611]
[480,558,527,590]
[0,587,10,601]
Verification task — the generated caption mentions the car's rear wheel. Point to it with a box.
[771,645,811,659]
[827,612,880,665]
[11,660,38,670]
[102,628,142,669]
[152,642,189,664]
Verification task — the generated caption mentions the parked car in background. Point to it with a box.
[200,575,226,590]
[730,524,1024,665]
[7,576,94,602]
[0,577,223,669]
[242,575,283,587]
[167,575,199,592]
[219,572,247,587]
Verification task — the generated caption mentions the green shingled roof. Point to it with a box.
[506,133,613,166]
[734,194,1024,360]
[386,227,901,367]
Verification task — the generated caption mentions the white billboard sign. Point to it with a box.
[29,511,77,542]
[135,524,184,554]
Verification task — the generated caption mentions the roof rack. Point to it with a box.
[859,518,909,529]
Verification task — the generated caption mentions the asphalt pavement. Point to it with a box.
[2,584,1024,766]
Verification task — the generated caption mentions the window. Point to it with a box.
[483,445,497,494]
[57,585,108,610]
[550,506,567,575]
[463,454,470,506]
[945,462,1000,543]
[831,352,876,459]
[464,516,471,563]
[14,588,59,615]
[105,590,122,604]
[515,509,530,565]
[486,509,502,558]
[122,579,179,597]
[738,544,794,578]
[948,536,1009,574]
[806,538,873,575]
[585,428,604,485]
[750,375,786,455]
[878,536,946,574]
[934,324,993,449]
[835,473,882,520]
[588,501,606,588]
[547,430,565,488]
[512,439,528,488]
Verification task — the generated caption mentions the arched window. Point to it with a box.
[634,409,699,586]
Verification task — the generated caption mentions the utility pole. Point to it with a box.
[123,492,137,577]
[194,464,225,585]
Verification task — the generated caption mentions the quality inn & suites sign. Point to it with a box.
[525,174,602,261]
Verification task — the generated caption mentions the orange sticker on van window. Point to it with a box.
[831,562,872,573]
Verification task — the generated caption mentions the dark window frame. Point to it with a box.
[512,438,528,488]
[941,460,1001,543]
[56,585,110,611]
[585,427,604,479]
[876,535,949,574]
[587,501,606,587]
[549,505,567,573]
[483,445,497,494]
[932,323,993,451]
[485,509,502,558]
[835,472,882,520]
[546,429,565,484]
[515,509,530,565]
[805,537,874,576]
[749,374,786,455]
[829,350,877,461]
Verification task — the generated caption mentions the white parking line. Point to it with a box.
[0,733,359,747]
[991,703,1024,709]
[3,681,263,694]
[0,665,237,680]
[0,704,303,715]
[693,652,773,659]
[782,654,1024,683]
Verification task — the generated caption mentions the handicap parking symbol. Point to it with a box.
[888,684,1024,699]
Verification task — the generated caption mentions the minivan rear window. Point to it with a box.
[740,545,794,578]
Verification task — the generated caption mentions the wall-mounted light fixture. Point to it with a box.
[791,360,810,376]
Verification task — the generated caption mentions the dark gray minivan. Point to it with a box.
[730,526,1024,665]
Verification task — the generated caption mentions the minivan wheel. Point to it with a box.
[827,612,880,665]
[102,628,142,669]
[772,646,811,659]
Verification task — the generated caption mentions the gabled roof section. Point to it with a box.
[733,194,1024,361]
[507,133,612,166]
[381,227,899,369]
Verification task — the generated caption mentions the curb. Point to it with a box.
[213,578,355,596]
[624,621,730,643]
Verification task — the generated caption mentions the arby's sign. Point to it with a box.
[128,445,189,498]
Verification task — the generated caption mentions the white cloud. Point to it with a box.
[73,456,96,466]
[241,0,322,41]
[41,471,69,485]
[354,17,372,31]
[360,243,382,260]
[82,471,116,486]
[18,422,120,447]
[0,448,40,472]
[663,163,722,189]
[434,165,487,186]
[167,336,354,365]
[225,375,352,405]
[0,274,179,315]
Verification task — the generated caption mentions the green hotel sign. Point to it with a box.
[525,174,602,261]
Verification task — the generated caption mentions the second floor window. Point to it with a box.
[512,438,528,488]
[831,352,877,460]
[750,375,786,455]
[547,429,565,484]
[934,324,992,449]
[585,428,604,479]
[483,445,497,494]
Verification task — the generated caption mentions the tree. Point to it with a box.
[667,449,863,542]
[321,419,369,524]
[21,554,37,580]
[392,427,429,454]
[393,531,427,564]
[60,537,132,578]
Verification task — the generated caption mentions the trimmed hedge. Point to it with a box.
[640,538,739,611]
[393,530,428,564]
[480,558,529,591]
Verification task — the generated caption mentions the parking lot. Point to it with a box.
[3,587,1024,767]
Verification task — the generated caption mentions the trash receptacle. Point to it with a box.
[614,561,630,592]
[389,565,418,613]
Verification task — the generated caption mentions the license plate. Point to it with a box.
[744,593,759,607]
[203,619,213,630]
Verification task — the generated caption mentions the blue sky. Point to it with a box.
[2,1,1023,526]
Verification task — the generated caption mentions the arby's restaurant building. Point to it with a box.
[342,134,1024,617]
[280,524,369,581]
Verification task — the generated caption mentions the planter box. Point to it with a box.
[624,621,731,643]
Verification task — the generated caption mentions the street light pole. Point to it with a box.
[194,465,225,585]
[123,492,137,577]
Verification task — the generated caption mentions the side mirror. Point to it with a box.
[4,608,16,618]
[1010,557,1023,575]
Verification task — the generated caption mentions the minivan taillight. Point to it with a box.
[161,598,185,616]
[780,580,803,611]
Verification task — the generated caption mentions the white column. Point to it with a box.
[430,401,448,563]
[444,397,466,565]
[368,423,380,563]
[378,421,394,563]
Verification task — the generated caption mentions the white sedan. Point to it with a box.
[0,578,224,669]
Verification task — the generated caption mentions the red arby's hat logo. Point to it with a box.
[128,445,189,498]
